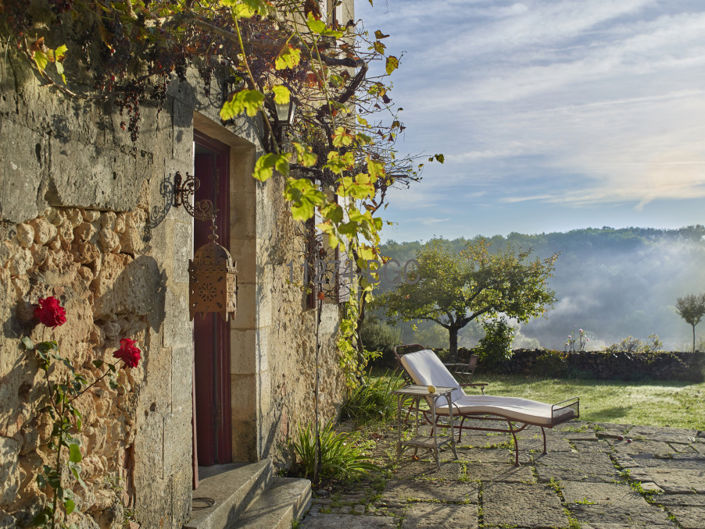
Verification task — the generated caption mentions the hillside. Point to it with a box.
[376,226,705,350]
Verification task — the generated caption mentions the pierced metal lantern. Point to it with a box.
[188,236,237,321]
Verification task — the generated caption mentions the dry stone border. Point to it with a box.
[301,420,705,529]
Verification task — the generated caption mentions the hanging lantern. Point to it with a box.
[168,172,238,321]
[188,236,237,321]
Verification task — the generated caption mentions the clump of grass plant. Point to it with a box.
[289,422,378,484]
[339,371,404,424]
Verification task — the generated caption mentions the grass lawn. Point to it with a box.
[469,374,705,430]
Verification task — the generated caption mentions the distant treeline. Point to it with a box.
[376,226,705,351]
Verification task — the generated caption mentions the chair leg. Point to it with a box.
[507,420,519,466]
[541,427,547,455]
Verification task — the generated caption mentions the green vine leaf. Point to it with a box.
[272,85,290,105]
[254,153,289,182]
[21,336,34,350]
[220,90,265,120]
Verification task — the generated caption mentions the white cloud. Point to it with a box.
[360,0,705,232]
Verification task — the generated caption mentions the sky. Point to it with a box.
[356,0,705,242]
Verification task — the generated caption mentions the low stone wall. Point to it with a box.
[482,348,705,382]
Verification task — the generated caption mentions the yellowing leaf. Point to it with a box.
[32,50,48,72]
[223,0,268,18]
[366,158,385,179]
[275,45,301,70]
[307,12,326,34]
[54,44,68,61]
[385,55,399,75]
[272,85,290,105]
[292,142,318,167]
[332,126,354,147]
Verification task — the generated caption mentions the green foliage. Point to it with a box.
[289,422,377,484]
[340,373,404,424]
[676,293,705,352]
[475,317,515,369]
[378,239,556,360]
[604,335,663,354]
[25,340,126,528]
[359,315,400,366]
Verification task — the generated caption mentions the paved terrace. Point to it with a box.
[300,421,705,529]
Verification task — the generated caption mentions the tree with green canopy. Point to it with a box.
[378,239,557,361]
[675,293,705,353]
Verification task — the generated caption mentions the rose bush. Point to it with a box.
[113,338,141,368]
[33,296,67,328]
[26,295,142,528]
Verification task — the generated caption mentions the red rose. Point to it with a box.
[113,338,141,368]
[34,296,67,328]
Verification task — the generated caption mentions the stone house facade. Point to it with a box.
[0,1,354,527]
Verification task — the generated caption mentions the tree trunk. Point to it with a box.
[693,324,696,353]
[449,326,459,362]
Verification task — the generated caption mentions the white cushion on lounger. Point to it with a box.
[400,349,465,402]
[435,395,576,427]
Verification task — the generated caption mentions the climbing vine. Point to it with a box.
[0,0,440,376]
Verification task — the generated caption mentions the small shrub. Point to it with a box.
[476,317,515,370]
[360,316,401,367]
[604,334,663,354]
[289,422,377,484]
[340,372,404,424]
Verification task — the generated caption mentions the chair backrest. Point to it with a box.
[399,349,465,403]
[393,344,427,384]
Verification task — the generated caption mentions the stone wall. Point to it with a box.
[0,43,348,528]
[472,348,705,382]
[0,47,197,528]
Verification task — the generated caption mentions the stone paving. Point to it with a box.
[300,421,705,529]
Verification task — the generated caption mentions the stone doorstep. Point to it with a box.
[232,477,312,529]
[184,460,272,529]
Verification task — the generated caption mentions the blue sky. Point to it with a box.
[357,0,705,242]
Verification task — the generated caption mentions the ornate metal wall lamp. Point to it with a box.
[172,171,237,322]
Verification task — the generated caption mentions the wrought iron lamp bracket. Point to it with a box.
[173,171,218,229]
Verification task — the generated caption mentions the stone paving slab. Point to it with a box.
[664,506,705,529]
[299,421,705,529]
[567,503,677,528]
[561,480,647,507]
[656,493,705,506]
[392,459,465,481]
[463,461,535,483]
[481,482,568,528]
[534,449,621,482]
[400,503,478,529]
[381,480,479,505]
[301,513,397,528]
[628,425,699,443]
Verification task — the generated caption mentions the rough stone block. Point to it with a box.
[163,286,192,349]
[0,119,46,223]
[163,412,192,478]
[48,137,149,212]
[0,437,21,507]
[171,345,193,411]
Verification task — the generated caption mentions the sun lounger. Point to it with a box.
[398,348,579,465]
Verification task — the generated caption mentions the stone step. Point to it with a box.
[184,460,272,529]
[231,477,312,529]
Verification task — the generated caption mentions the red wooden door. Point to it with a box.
[193,131,232,471]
